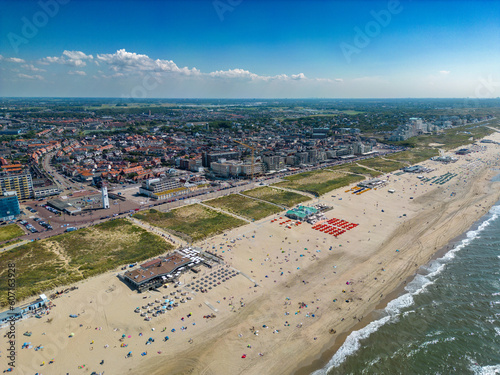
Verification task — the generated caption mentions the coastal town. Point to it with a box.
[1,97,500,375]
[1,0,500,373]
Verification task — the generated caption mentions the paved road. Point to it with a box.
[41,151,98,194]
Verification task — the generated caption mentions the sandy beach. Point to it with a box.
[3,133,500,375]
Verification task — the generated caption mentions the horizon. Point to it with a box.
[1,0,499,99]
[1,97,500,101]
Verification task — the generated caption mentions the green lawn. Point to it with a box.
[0,219,170,305]
[205,194,282,220]
[134,204,246,242]
[243,186,310,207]
[273,169,365,196]
[0,224,24,242]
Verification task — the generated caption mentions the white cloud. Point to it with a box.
[97,49,151,70]
[208,69,310,82]
[21,64,46,72]
[439,70,450,75]
[313,78,343,83]
[44,56,60,63]
[96,49,199,76]
[272,74,289,80]
[291,73,307,80]
[63,50,93,61]
[4,57,25,63]
[18,73,44,80]
[68,70,86,76]
[209,68,260,80]
[41,50,93,67]
[36,49,340,91]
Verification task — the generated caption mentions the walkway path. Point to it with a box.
[270,186,317,199]
[379,155,411,166]
[237,192,287,210]
[238,270,258,286]
[0,239,29,253]
[198,202,252,223]
[354,162,383,174]
[127,217,186,247]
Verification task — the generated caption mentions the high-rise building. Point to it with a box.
[0,191,20,221]
[0,172,33,200]
[101,185,110,209]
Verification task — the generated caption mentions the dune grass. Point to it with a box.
[273,169,365,196]
[0,219,169,305]
[134,204,246,242]
[205,194,282,220]
[0,224,24,242]
[243,186,310,207]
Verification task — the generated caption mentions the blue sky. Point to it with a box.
[1,0,499,98]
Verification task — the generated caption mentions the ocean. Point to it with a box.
[313,201,500,375]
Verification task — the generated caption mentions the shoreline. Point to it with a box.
[144,134,500,375]
[292,195,500,375]
[3,133,500,375]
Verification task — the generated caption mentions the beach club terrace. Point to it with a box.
[285,205,318,221]
[402,165,431,174]
[0,294,49,325]
[120,248,207,292]
[357,178,387,189]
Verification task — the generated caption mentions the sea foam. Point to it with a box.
[470,363,500,375]
[312,204,500,374]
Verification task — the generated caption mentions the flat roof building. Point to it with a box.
[120,248,207,291]
[0,294,49,325]
[139,177,188,200]
[285,205,318,220]
[358,178,386,189]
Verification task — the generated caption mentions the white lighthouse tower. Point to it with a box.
[102,184,110,209]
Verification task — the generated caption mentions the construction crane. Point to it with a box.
[233,140,257,180]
